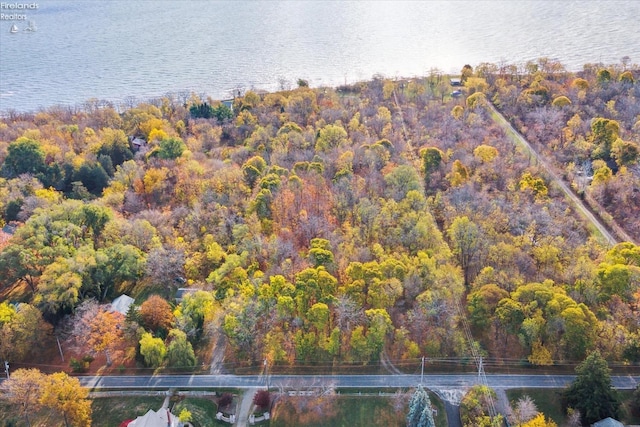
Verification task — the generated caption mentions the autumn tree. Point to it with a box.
[139,295,175,336]
[509,394,539,425]
[460,385,503,427]
[521,414,558,427]
[0,303,51,363]
[253,390,271,409]
[0,368,45,427]
[39,371,92,427]
[71,300,125,366]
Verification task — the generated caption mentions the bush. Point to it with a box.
[253,390,270,409]
[69,357,89,373]
[218,393,233,409]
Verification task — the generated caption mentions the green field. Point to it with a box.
[270,392,447,427]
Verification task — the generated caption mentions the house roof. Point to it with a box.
[110,294,135,315]
[593,418,624,427]
[127,408,178,427]
[175,287,197,301]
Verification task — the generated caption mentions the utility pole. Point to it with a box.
[4,361,9,379]
[56,336,64,362]
[264,359,269,391]
[420,356,424,385]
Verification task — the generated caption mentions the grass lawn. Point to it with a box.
[271,395,402,427]
[506,389,565,425]
[270,392,447,427]
[0,396,166,427]
[91,396,165,427]
[172,397,227,427]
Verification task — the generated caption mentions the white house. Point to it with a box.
[593,418,624,427]
[110,294,135,316]
[127,408,179,427]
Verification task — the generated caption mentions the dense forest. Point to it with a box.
[0,59,639,379]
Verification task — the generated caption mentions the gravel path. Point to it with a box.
[487,102,620,246]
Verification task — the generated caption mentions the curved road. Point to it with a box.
[486,102,619,246]
[78,373,639,390]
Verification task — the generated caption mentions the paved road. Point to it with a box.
[487,102,620,246]
[78,373,639,391]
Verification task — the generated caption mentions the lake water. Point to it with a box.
[1,0,639,113]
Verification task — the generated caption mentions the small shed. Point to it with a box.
[110,294,135,316]
[593,418,624,427]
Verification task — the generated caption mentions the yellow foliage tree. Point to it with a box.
[87,308,125,366]
[473,145,499,163]
[521,413,558,427]
[451,105,464,120]
[449,160,470,187]
[528,340,553,366]
[39,372,92,427]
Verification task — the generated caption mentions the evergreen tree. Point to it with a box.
[563,351,620,425]
[407,385,431,427]
[418,393,436,427]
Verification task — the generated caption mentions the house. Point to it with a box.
[593,418,624,427]
[450,78,462,86]
[221,99,234,112]
[2,222,18,235]
[175,287,197,303]
[129,136,147,151]
[127,408,179,427]
[110,294,135,316]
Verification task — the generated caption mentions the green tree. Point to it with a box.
[0,138,47,179]
[315,124,348,152]
[139,332,167,368]
[590,118,620,161]
[308,238,334,268]
[421,147,444,187]
[384,165,423,201]
[156,137,186,159]
[563,351,621,425]
[448,216,481,288]
[166,329,197,370]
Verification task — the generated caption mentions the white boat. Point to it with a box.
[25,21,36,32]
[9,24,19,34]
